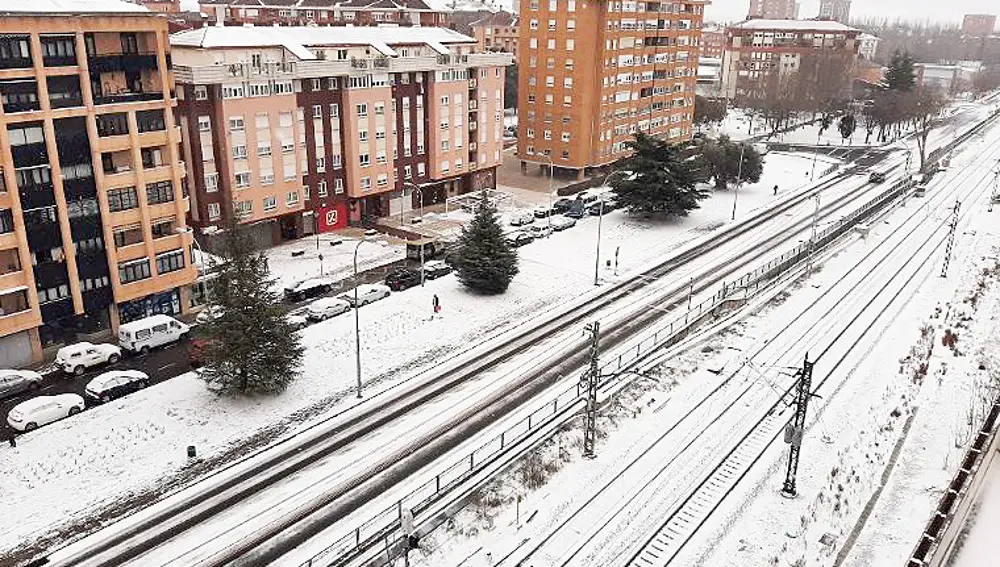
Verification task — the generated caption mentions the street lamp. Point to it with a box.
[732,141,747,221]
[594,170,628,286]
[541,153,554,234]
[403,181,427,285]
[176,226,211,305]
[352,235,378,399]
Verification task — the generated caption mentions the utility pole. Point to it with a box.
[781,354,815,498]
[582,321,601,459]
[989,168,999,213]
[940,200,961,278]
[807,194,820,273]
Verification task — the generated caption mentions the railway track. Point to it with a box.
[508,115,1000,567]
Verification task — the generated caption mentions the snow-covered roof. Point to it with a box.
[171,25,475,57]
[0,0,149,14]
[730,19,859,33]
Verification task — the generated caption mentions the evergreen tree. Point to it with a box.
[699,135,764,190]
[694,95,727,129]
[200,220,304,396]
[452,190,519,294]
[610,133,710,216]
[883,50,916,92]
[838,114,857,143]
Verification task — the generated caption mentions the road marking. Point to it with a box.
[159,363,177,371]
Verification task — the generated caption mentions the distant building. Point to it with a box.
[962,14,997,38]
[196,0,450,28]
[817,0,850,24]
[915,62,983,95]
[748,0,798,20]
[857,32,879,61]
[471,11,519,56]
[126,0,182,12]
[721,19,860,100]
[701,26,725,58]
[697,58,723,97]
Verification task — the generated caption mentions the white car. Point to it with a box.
[0,369,44,400]
[56,342,122,376]
[509,210,535,226]
[551,216,577,231]
[338,284,391,307]
[307,297,351,321]
[7,393,85,432]
[195,305,224,325]
[528,224,554,239]
[85,370,150,403]
[286,313,309,330]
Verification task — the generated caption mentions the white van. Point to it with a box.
[118,314,190,354]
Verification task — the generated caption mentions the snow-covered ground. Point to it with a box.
[0,151,838,559]
[264,233,405,293]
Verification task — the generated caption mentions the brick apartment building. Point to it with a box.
[516,0,705,179]
[197,0,450,28]
[701,25,724,58]
[817,0,850,24]
[962,14,997,38]
[170,26,511,245]
[471,11,519,56]
[720,19,860,101]
[748,0,798,20]
[0,1,196,365]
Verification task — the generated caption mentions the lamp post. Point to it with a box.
[351,236,377,399]
[542,153,554,234]
[177,227,211,305]
[809,129,822,182]
[403,181,427,284]
[595,170,628,286]
[732,141,747,221]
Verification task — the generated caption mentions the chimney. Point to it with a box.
[214,5,225,27]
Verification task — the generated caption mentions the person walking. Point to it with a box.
[773,184,779,196]
[432,294,441,315]
[8,435,16,449]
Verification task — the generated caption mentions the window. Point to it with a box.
[456,158,463,170]
[316,157,326,172]
[328,77,339,89]
[568,19,576,30]
[564,95,572,106]
[561,132,570,142]
[359,130,368,142]
[234,200,253,218]
[530,19,538,30]
[208,203,221,220]
[156,249,185,275]
[204,173,219,193]
[442,140,450,151]
[375,102,384,115]
[375,128,385,140]
[377,174,388,187]
[404,165,412,179]
[119,259,151,284]
[530,38,538,49]
[255,113,269,129]
[263,195,277,211]
[312,105,323,119]
[566,58,575,70]
[311,78,322,91]
[286,191,299,206]
[281,140,294,154]
[279,111,293,127]
[107,186,138,212]
[441,160,450,173]
[359,153,370,167]
[440,120,450,130]
[357,103,368,117]
[547,39,556,49]
[258,142,271,156]
[544,130,552,140]
[332,154,342,168]
[527,128,535,138]
[260,171,274,185]
[229,116,244,131]
[232,144,247,159]
[546,76,554,87]
[568,0,575,10]
[377,151,386,164]
[417,163,426,176]
[330,103,339,118]
[564,77,573,88]
[317,180,328,197]
[334,178,344,194]
[417,143,425,155]
[146,181,175,205]
[566,39,575,50]
[548,19,556,30]
[235,171,251,188]
[222,84,244,99]
[549,0,556,9]
[360,176,371,191]
[194,86,208,100]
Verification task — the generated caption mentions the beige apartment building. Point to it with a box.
[0,1,196,365]
[472,11,520,56]
[198,0,450,28]
[516,0,704,178]
[170,26,511,242]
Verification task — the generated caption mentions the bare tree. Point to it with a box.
[909,90,946,170]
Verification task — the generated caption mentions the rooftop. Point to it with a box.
[0,0,149,14]
[471,10,517,27]
[730,19,860,33]
[171,25,475,58]
[225,0,436,9]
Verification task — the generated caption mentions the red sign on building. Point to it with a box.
[316,202,348,232]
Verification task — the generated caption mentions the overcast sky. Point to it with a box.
[705,0,997,26]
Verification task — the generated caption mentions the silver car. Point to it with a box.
[0,369,44,401]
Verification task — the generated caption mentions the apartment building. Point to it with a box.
[516,0,704,179]
[171,26,511,242]
[720,19,860,100]
[472,11,520,56]
[701,26,724,58]
[0,1,196,365]
[962,14,997,38]
[817,0,850,24]
[748,0,798,20]
[198,0,450,28]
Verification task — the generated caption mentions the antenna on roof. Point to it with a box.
[214,4,225,27]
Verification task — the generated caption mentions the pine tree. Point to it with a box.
[199,220,304,396]
[699,135,764,190]
[883,50,916,92]
[452,190,519,294]
[611,133,710,216]
[838,114,857,143]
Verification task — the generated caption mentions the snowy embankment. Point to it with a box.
[0,152,831,559]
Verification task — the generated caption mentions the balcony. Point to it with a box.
[47,75,84,109]
[469,141,478,151]
[88,52,158,74]
[469,122,478,131]
[0,287,31,318]
[96,113,129,137]
[93,90,164,106]
[469,78,478,89]
[468,100,478,111]
[0,248,21,277]
[0,36,31,70]
[1,80,40,113]
[40,297,73,322]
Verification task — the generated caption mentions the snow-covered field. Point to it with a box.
[0,152,836,558]
[264,232,405,293]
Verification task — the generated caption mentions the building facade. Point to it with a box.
[817,0,850,24]
[472,11,519,56]
[700,26,724,58]
[171,26,510,244]
[198,0,450,28]
[516,0,704,178]
[0,3,196,365]
[962,14,997,38]
[720,19,860,100]
[748,0,798,20]
[857,32,879,61]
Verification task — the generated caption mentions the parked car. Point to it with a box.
[286,313,309,331]
[85,370,150,404]
[564,199,588,219]
[56,342,122,376]
[195,305,224,325]
[574,190,603,206]
[307,297,351,321]
[551,216,577,231]
[528,224,554,239]
[423,260,453,280]
[509,210,535,226]
[188,337,215,368]
[552,197,575,213]
[7,393,85,432]
[533,204,556,218]
[0,369,43,401]
[284,277,333,302]
[509,231,535,247]
[385,268,422,291]
[338,284,391,307]
[118,314,189,355]
[869,171,886,183]
[588,198,618,215]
